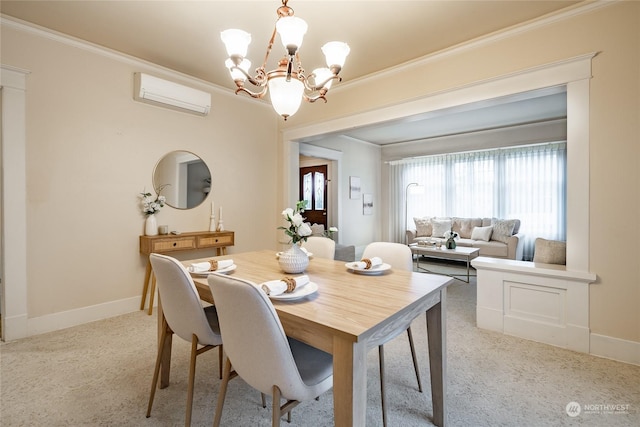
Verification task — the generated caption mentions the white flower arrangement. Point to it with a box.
[444,229,459,241]
[140,185,167,216]
[279,200,312,245]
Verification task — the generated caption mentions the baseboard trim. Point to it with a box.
[476,305,503,332]
[590,333,640,366]
[25,296,143,338]
[3,313,29,341]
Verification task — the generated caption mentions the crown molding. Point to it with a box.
[0,14,266,107]
[337,0,615,92]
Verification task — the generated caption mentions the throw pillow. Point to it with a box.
[309,223,325,237]
[454,218,482,239]
[413,217,432,237]
[471,225,493,242]
[431,219,452,238]
[491,219,517,243]
[533,238,566,265]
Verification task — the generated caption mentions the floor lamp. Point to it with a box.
[405,182,420,245]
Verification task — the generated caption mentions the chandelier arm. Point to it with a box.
[235,86,268,99]
[229,65,268,88]
[304,75,341,92]
[304,93,328,104]
[260,24,280,70]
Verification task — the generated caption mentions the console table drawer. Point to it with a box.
[149,237,196,253]
[140,231,235,255]
[198,233,234,248]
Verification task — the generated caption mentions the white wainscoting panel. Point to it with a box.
[473,257,595,354]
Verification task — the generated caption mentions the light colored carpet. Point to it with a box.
[2,260,639,426]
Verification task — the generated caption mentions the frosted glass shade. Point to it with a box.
[276,17,307,52]
[312,68,334,90]
[220,29,252,57]
[268,76,304,118]
[322,41,350,68]
[225,58,251,81]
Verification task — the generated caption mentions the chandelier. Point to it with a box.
[221,0,350,120]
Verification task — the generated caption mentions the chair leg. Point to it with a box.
[148,274,156,315]
[272,385,282,427]
[218,345,223,380]
[407,327,423,392]
[213,357,233,427]
[379,345,388,427]
[185,334,199,427]
[262,393,267,408]
[147,319,169,418]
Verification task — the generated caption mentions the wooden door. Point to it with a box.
[299,165,328,229]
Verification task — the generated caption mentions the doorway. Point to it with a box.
[300,164,328,228]
[284,54,593,272]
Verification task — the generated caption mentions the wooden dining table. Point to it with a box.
[157,249,452,427]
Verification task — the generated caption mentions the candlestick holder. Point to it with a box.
[216,219,225,232]
[209,214,216,232]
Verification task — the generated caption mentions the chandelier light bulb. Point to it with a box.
[276,16,308,55]
[312,68,334,90]
[322,41,350,68]
[220,29,252,58]
[268,76,304,119]
[225,58,251,81]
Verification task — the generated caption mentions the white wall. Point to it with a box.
[1,20,278,338]
[300,136,381,255]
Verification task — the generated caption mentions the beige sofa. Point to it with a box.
[406,217,524,260]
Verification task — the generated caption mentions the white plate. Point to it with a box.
[344,262,392,275]
[262,281,319,301]
[189,264,237,276]
[275,252,313,259]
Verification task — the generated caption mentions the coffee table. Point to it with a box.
[410,244,479,282]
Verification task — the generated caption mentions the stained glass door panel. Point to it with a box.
[299,165,328,229]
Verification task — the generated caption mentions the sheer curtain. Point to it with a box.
[389,142,566,260]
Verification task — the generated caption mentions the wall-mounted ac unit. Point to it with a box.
[134,72,211,115]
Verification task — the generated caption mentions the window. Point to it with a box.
[391,142,566,260]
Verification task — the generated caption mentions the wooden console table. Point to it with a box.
[139,230,234,315]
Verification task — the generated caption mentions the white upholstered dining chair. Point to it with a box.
[362,241,422,427]
[207,273,334,427]
[147,253,223,427]
[302,236,336,259]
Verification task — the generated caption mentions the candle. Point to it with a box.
[211,201,214,217]
[219,206,223,221]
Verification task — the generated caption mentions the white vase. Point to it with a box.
[145,214,158,236]
[278,243,309,274]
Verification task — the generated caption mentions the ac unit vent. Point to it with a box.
[134,73,211,115]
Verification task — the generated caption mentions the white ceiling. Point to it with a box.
[341,87,567,145]
[1,0,577,144]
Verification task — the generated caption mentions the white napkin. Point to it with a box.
[261,275,309,296]
[188,259,234,273]
[352,257,383,270]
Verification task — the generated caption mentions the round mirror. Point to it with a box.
[153,150,211,209]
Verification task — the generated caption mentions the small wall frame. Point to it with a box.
[363,193,373,215]
[349,176,361,200]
